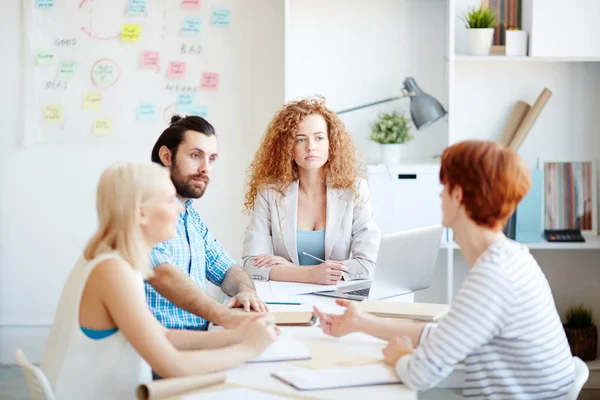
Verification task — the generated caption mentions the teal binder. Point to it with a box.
[515,169,544,242]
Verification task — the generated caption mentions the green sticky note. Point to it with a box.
[211,8,230,26]
[36,51,56,66]
[58,60,76,78]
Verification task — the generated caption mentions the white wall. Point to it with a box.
[0,0,285,363]
[285,0,449,163]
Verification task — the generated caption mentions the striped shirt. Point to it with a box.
[395,239,574,399]
[145,199,234,331]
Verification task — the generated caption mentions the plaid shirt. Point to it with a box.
[145,198,234,330]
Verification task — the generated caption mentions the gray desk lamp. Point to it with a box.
[336,77,447,130]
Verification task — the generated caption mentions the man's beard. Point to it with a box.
[171,163,210,199]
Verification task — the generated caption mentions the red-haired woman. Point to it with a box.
[242,96,381,284]
[314,140,575,398]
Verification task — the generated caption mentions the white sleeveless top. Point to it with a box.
[41,252,152,400]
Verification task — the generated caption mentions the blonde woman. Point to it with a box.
[243,96,381,284]
[41,162,278,400]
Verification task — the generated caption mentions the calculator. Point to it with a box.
[544,230,586,243]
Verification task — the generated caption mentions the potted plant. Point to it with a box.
[369,111,413,164]
[564,304,597,361]
[462,5,496,56]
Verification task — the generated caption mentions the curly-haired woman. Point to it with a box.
[242,96,381,284]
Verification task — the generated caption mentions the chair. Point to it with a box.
[14,349,56,400]
[567,356,590,400]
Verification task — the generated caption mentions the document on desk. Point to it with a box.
[181,387,291,400]
[249,335,311,363]
[291,341,381,369]
[272,363,400,390]
[269,281,338,296]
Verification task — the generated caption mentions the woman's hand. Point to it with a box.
[308,261,348,284]
[383,336,415,367]
[313,298,364,337]
[252,254,294,268]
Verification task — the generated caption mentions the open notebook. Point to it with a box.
[272,363,400,391]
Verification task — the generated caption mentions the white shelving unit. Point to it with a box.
[442,235,600,251]
[455,55,600,62]
[445,0,600,311]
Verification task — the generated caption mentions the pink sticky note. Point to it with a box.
[182,0,201,9]
[167,62,187,79]
[141,51,159,70]
[200,72,219,91]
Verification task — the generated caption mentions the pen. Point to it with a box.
[265,301,302,305]
[302,252,326,263]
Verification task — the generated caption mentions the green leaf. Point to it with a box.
[369,111,413,145]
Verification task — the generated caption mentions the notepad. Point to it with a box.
[272,363,400,390]
[269,281,338,296]
[250,335,311,363]
[273,312,316,326]
[182,388,291,400]
[291,341,381,369]
[358,300,450,322]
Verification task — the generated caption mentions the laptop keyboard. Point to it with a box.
[345,288,370,297]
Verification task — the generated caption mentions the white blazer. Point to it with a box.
[242,178,381,281]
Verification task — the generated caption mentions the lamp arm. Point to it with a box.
[336,90,413,115]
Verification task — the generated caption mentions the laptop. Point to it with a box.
[316,224,444,301]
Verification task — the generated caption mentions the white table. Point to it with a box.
[217,285,418,399]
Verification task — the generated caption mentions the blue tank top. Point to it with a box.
[297,229,326,266]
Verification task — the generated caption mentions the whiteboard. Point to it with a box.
[23,0,232,145]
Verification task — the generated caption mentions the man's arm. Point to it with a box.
[200,219,267,312]
[147,264,235,327]
[220,265,256,296]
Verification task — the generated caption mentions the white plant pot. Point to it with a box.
[506,30,528,56]
[380,144,406,164]
[465,28,494,56]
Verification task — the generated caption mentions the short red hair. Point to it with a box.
[439,140,531,230]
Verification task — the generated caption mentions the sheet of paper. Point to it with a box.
[141,51,159,70]
[182,17,201,35]
[182,388,289,400]
[269,281,337,296]
[188,105,208,118]
[121,24,141,41]
[138,103,157,122]
[36,51,55,66]
[36,0,54,9]
[200,72,219,90]
[82,92,102,110]
[249,335,311,363]
[211,8,231,26]
[176,92,195,111]
[93,118,112,135]
[181,0,201,9]
[57,60,76,78]
[44,105,63,122]
[127,0,147,15]
[291,342,381,369]
[91,61,118,87]
[273,363,400,390]
[167,61,187,79]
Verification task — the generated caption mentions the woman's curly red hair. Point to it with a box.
[439,140,531,230]
[244,96,365,211]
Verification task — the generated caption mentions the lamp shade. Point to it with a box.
[404,77,447,130]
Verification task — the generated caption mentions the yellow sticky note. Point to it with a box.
[121,24,141,41]
[93,118,112,135]
[83,92,102,110]
[44,105,63,122]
